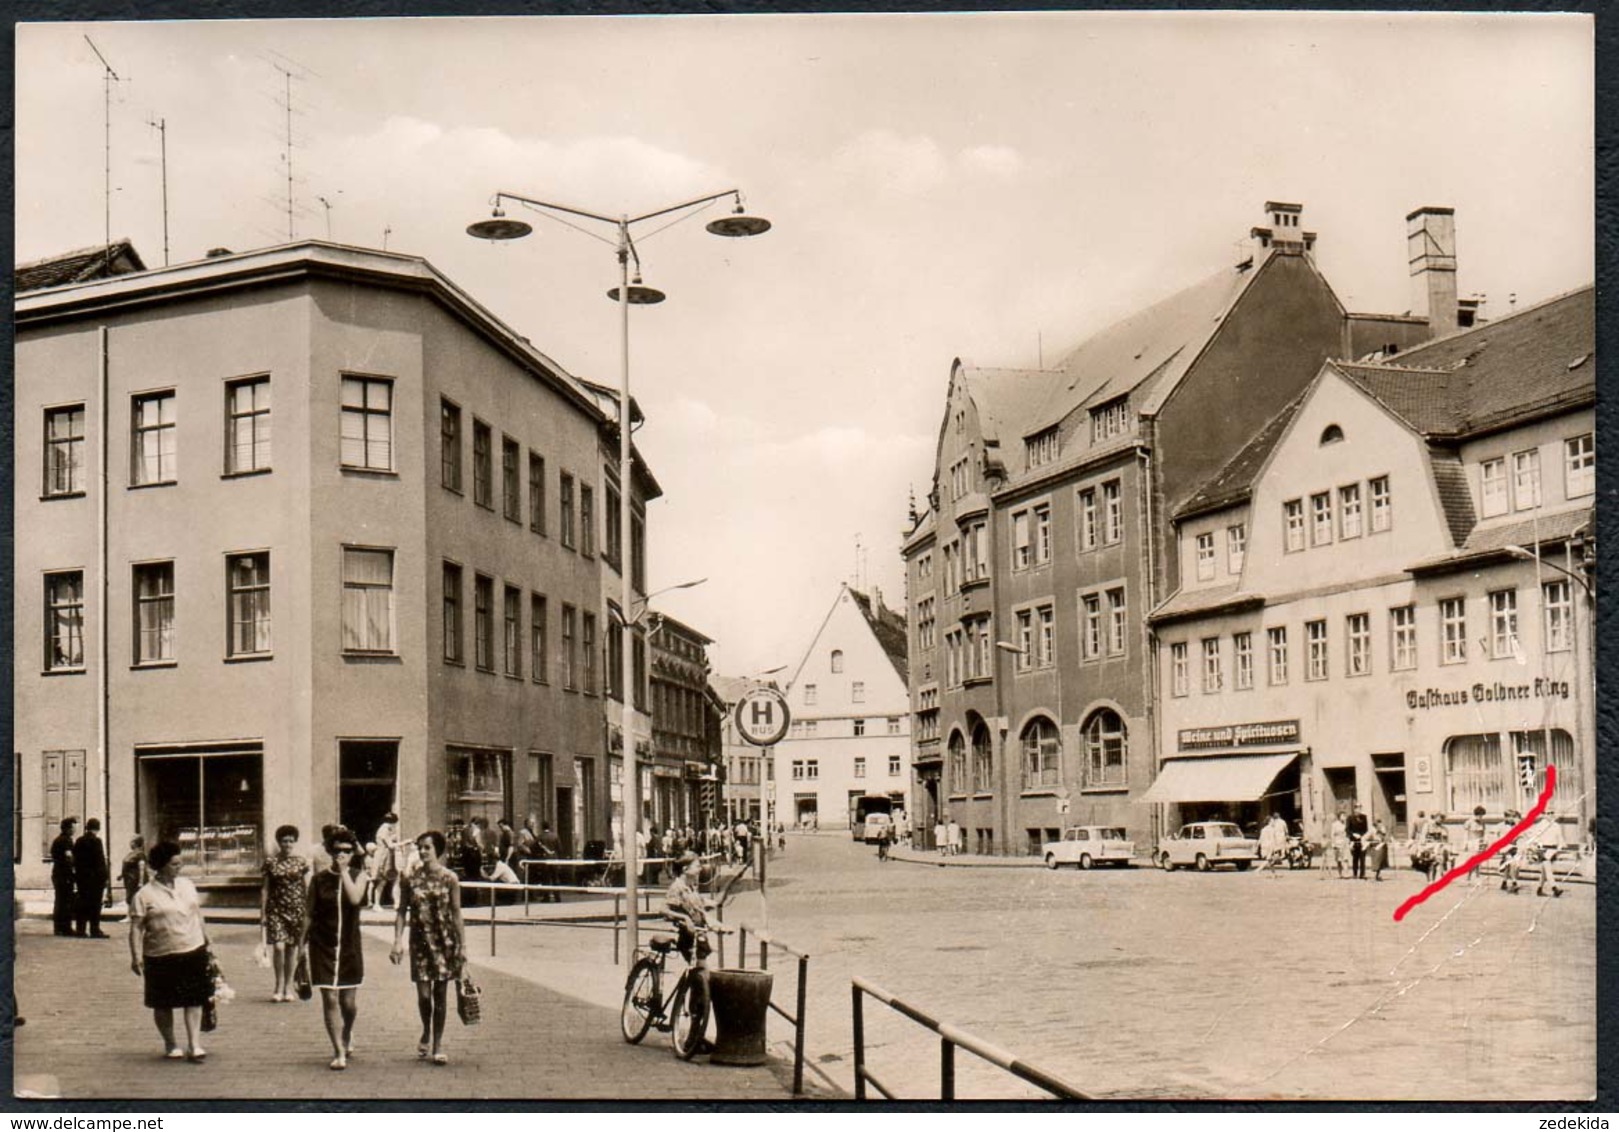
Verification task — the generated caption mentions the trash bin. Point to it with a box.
[707,969,774,1066]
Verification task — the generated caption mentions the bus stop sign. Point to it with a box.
[735,686,791,747]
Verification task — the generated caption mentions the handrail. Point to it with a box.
[722,922,810,1096]
[851,975,1087,1100]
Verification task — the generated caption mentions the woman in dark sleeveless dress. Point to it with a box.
[302,826,369,1070]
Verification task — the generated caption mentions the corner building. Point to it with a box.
[14,242,655,892]
[1150,287,1594,842]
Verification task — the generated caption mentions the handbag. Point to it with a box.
[294,950,313,1001]
[455,975,482,1026]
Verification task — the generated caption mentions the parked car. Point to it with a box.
[1043,826,1135,870]
[1155,822,1259,871]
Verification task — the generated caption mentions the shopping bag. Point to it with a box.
[293,951,313,1001]
[252,941,272,969]
[455,975,482,1026]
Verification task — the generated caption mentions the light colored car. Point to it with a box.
[860,812,894,844]
[1042,826,1135,869]
[1155,822,1259,872]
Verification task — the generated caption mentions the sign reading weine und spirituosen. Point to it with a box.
[1177,719,1300,751]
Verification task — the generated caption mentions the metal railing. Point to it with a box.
[851,976,1088,1100]
[715,923,810,1096]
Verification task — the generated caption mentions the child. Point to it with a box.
[364,841,383,908]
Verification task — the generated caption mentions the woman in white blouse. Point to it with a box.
[128,840,212,1061]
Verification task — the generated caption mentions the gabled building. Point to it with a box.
[773,585,911,830]
[903,202,1469,855]
[1150,286,1594,842]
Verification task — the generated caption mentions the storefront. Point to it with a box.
[1141,720,1308,836]
[446,746,511,828]
[136,742,265,878]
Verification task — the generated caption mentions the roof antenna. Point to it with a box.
[85,36,126,270]
[383,224,392,252]
[145,115,169,266]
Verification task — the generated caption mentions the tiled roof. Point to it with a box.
[1428,451,1478,547]
[1021,255,1269,437]
[959,364,1062,450]
[1336,287,1594,439]
[1407,507,1593,574]
[15,240,146,292]
[848,587,910,685]
[1172,391,1307,520]
[710,674,777,705]
[1147,582,1264,626]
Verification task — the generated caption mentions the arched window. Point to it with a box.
[1083,709,1127,788]
[947,732,967,794]
[1021,717,1060,789]
[1320,424,1344,446]
[830,649,844,673]
[971,722,994,793]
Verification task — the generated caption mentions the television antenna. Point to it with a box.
[84,36,126,266]
[145,116,169,266]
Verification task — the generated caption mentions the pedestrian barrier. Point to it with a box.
[713,922,809,1096]
[850,976,1088,1100]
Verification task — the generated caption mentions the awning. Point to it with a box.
[1139,751,1299,805]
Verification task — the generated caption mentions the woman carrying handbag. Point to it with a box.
[390,830,468,1065]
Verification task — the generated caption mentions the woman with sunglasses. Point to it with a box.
[302,825,369,1070]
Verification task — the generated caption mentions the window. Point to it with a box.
[528,453,546,534]
[950,456,971,500]
[45,571,85,671]
[1369,476,1392,532]
[804,683,818,705]
[1339,484,1362,539]
[1078,489,1098,550]
[1201,637,1222,693]
[134,561,176,664]
[1511,450,1541,511]
[1346,613,1371,677]
[1283,499,1305,552]
[580,485,595,557]
[473,574,494,671]
[1015,610,1034,671]
[1013,510,1031,569]
[1320,424,1344,445]
[1489,589,1519,659]
[1091,396,1130,443]
[1227,524,1246,574]
[1034,505,1051,564]
[1310,492,1333,546]
[917,599,936,650]
[948,733,967,791]
[1267,626,1288,685]
[887,718,902,737]
[1170,642,1189,696]
[225,377,271,474]
[442,563,463,664]
[1041,603,1059,666]
[791,760,805,780]
[603,483,623,567]
[1543,580,1572,653]
[1440,597,1467,664]
[527,594,548,684]
[1510,729,1581,814]
[971,724,993,793]
[472,421,492,507]
[1305,619,1328,681]
[440,399,462,492]
[44,405,87,497]
[1082,594,1102,659]
[1390,605,1417,671]
[1102,480,1123,544]
[854,756,866,778]
[131,390,177,485]
[1195,533,1216,581]
[830,649,844,673]
[503,585,522,678]
[805,759,820,780]
[582,612,597,695]
[889,753,901,774]
[1026,428,1059,468]
[1565,434,1594,498]
[1106,589,1125,656]
[502,437,521,522]
[1480,457,1507,517]
[1444,733,1504,816]
[560,474,576,549]
[1022,717,1060,789]
[1083,709,1127,788]
[632,511,646,593]
[561,605,577,690]
[852,680,866,703]
[1233,631,1253,690]
[339,376,392,471]
[226,552,271,657]
[965,521,989,581]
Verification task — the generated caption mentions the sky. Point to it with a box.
[14,12,1595,678]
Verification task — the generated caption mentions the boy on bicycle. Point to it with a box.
[662,850,711,963]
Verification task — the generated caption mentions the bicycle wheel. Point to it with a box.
[669,975,709,1060]
[621,957,660,1044]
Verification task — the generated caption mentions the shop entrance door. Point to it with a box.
[1372,754,1407,838]
[339,740,398,845]
[554,787,575,857]
[1323,766,1358,819]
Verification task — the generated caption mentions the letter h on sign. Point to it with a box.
[752,702,774,727]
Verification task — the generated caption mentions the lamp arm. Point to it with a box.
[625,188,743,226]
[492,191,619,227]
[492,188,744,230]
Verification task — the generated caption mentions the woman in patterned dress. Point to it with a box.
[390,829,466,1065]
[259,825,309,1003]
[302,826,368,1070]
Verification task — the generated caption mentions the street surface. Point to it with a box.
[719,832,1596,1101]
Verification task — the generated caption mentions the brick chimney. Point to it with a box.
[1407,206,1458,337]
[1250,201,1317,258]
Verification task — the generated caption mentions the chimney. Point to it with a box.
[1407,207,1458,337]
[1249,201,1316,258]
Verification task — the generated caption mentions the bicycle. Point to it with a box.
[620,922,733,1059]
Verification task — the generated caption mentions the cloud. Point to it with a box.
[830,129,949,196]
[958,144,1024,179]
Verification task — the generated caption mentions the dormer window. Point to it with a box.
[1320,424,1344,446]
[1025,427,1060,469]
[1091,396,1131,444]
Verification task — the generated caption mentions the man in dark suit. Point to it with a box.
[72,818,110,937]
[1346,807,1371,880]
[537,821,562,902]
[49,818,77,936]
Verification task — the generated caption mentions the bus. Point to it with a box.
[851,794,897,842]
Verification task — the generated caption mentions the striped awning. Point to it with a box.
[1139,752,1299,804]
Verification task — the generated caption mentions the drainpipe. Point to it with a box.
[1138,438,1162,851]
[98,325,112,904]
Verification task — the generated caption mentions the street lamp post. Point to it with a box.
[469,189,769,967]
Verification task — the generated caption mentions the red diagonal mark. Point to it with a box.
[1394,764,1556,922]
